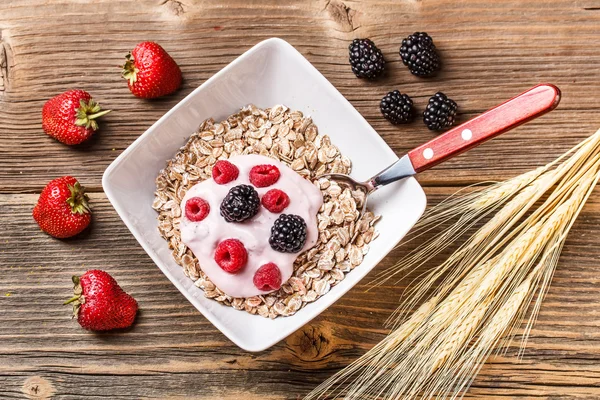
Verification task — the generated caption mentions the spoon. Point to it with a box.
[319,84,561,215]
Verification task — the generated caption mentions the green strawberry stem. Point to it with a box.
[121,53,139,85]
[64,295,80,305]
[66,182,90,215]
[75,99,111,131]
[65,275,83,318]
[87,110,111,119]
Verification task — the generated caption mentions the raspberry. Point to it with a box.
[214,239,247,273]
[249,164,280,188]
[261,189,290,213]
[212,160,239,184]
[184,197,210,222]
[253,263,282,291]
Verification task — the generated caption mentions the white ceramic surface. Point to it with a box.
[102,38,427,352]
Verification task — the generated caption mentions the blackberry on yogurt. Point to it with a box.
[220,184,260,222]
[269,214,307,253]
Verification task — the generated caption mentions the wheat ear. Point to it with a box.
[383,130,600,325]
[305,129,600,400]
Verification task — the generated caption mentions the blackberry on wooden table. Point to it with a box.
[400,32,441,77]
[380,90,415,124]
[423,92,458,131]
[348,38,385,79]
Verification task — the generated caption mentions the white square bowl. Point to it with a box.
[102,38,426,352]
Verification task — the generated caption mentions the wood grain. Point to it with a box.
[1,0,600,398]
[1,191,600,399]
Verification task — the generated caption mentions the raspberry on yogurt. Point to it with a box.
[253,263,282,291]
[212,160,239,184]
[185,197,210,222]
[179,154,323,298]
[249,164,280,187]
[214,239,248,273]
[261,189,290,213]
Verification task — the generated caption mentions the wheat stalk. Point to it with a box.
[429,298,492,374]
[376,129,600,326]
[433,274,533,400]
[369,170,544,290]
[305,129,600,400]
[430,173,598,399]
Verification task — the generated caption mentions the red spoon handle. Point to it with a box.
[407,84,561,173]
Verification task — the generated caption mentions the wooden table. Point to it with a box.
[2,1,600,398]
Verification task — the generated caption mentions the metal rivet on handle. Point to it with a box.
[461,129,473,140]
[423,148,434,160]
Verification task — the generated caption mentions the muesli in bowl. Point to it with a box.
[153,104,379,318]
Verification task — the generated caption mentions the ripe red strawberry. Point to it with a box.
[42,89,111,145]
[65,270,138,331]
[32,176,91,238]
[121,41,182,99]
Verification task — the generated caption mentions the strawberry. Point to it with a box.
[65,270,138,331]
[32,176,91,238]
[121,41,182,99]
[42,89,111,145]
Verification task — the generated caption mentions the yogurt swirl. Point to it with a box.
[179,154,323,298]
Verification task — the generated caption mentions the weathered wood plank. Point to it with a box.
[1,190,599,398]
[0,0,599,191]
[2,0,600,398]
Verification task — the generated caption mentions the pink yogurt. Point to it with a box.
[179,154,323,298]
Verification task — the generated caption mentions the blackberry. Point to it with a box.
[380,90,415,124]
[269,214,307,253]
[423,92,458,131]
[348,38,385,79]
[220,184,260,222]
[399,32,440,77]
